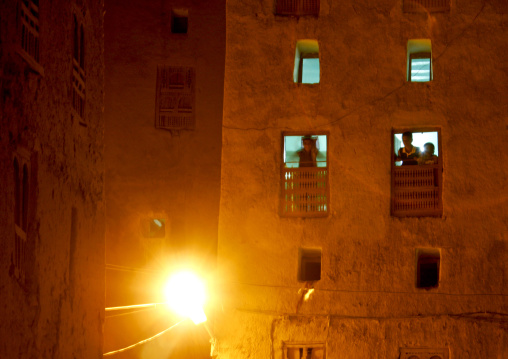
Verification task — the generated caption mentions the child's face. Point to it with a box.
[402,135,413,148]
[303,140,313,151]
[424,145,435,155]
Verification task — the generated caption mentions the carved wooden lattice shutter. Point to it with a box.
[275,0,320,16]
[155,66,195,130]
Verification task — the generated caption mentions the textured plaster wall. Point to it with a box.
[217,0,508,357]
[105,0,225,269]
[0,0,105,358]
[104,0,225,357]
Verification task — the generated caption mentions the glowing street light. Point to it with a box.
[163,271,207,325]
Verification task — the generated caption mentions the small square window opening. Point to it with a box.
[171,9,188,34]
[407,39,432,82]
[410,53,431,82]
[299,248,321,282]
[141,218,166,238]
[416,248,440,289]
[294,40,320,84]
[301,56,320,84]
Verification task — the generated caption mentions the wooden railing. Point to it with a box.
[275,0,320,16]
[403,0,450,13]
[281,167,328,217]
[392,165,442,217]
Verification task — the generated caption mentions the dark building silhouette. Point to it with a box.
[0,0,105,357]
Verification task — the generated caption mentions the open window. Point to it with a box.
[299,248,321,282]
[416,248,440,289]
[407,39,432,82]
[171,8,188,34]
[391,128,442,217]
[294,40,320,84]
[281,132,328,217]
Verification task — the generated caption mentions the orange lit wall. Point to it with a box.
[216,0,508,358]
[103,0,225,357]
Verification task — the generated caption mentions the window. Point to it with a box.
[283,342,325,359]
[281,133,328,217]
[299,248,321,281]
[72,15,86,121]
[407,39,432,82]
[141,217,166,263]
[391,128,442,217]
[155,65,195,131]
[18,0,43,74]
[403,0,450,13]
[171,8,188,34]
[294,40,320,84]
[275,0,320,17]
[141,218,166,239]
[12,152,31,283]
[400,348,449,359]
[417,248,440,289]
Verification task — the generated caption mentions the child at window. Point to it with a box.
[397,131,420,165]
[419,142,438,165]
[298,135,318,167]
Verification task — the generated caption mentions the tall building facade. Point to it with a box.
[103,0,225,357]
[215,0,508,358]
[0,0,105,357]
[1,0,507,358]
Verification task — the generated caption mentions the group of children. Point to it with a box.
[296,132,437,167]
[397,131,438,165]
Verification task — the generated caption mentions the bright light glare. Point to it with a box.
[163,271,207,324]
[153,219,162,227]
[304,288,314,301]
